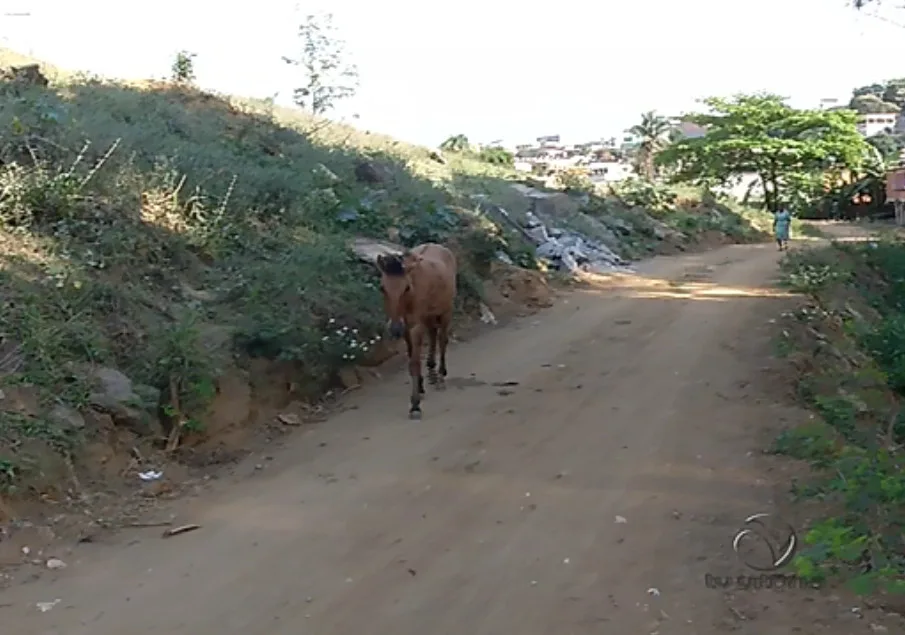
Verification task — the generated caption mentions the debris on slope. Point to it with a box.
[473,190,633,274]
[523,212,632,274]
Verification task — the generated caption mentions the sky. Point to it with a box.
[2,0,905,148]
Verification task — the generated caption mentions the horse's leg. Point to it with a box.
[408,324,425,419]
[426,322,439,386]
[436,313,451,391]
[404,327,423,394]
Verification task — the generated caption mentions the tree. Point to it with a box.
[850,94,900,114]
[477,146,514,167]
[439,134,471,152]
[626,111,674,180]
[657,93,871,214]
[283,13,359,116]
[171,51,196,84]
[848,80,905,113]
[867,132,905,162]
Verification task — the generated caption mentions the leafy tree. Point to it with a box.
[283,13,359,115]
[171,51,197,84]
[881,79,905,108]
[626,111,674,180]
[867,132,905,162]
[657,93,871,214]
[850,94,900,114]
[853,82,886,98]
[478,146,514,167]
[439,134,471,152]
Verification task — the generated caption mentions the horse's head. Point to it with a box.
[376,251,418,339]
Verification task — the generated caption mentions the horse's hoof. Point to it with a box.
[409,409,422,420]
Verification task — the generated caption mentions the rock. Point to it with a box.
[525,224,550,245]
[428,149,447,164]
[524,212,544,229]
[91,366,134,402]
[354,161,382,184]
[277,413,301,426]
[574,213,623,250]
[83,366,148,434]
[528,213,631,274]
[480,303,498,325]
[47,404,85,432]
[349,237,405,266]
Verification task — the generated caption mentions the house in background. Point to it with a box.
[857,113,899,137]
[588,161,634,183]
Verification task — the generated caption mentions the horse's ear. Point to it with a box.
[375,254,387,272]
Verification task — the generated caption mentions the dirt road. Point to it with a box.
[0,240,894,633]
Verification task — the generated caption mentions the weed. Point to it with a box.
[775,240,905,595]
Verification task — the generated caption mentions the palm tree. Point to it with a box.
[627,111,673,180]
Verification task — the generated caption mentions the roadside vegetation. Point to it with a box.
[775,235,905,596]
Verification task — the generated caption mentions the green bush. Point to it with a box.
[610,177,677,214]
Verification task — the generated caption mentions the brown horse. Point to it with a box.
[376,243,457,419]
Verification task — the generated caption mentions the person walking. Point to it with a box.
[773,205,792,251]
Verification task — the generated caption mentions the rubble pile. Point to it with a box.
[522,212,633,274]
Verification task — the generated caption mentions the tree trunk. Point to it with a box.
[759,171,781,214]
[760,175,775,213]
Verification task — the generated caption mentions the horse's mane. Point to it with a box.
[380,253,406,276]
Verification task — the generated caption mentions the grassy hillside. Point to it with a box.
[774,233,905,598]
[0,49,775,516]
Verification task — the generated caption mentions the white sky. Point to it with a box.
[2,0,904,147]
